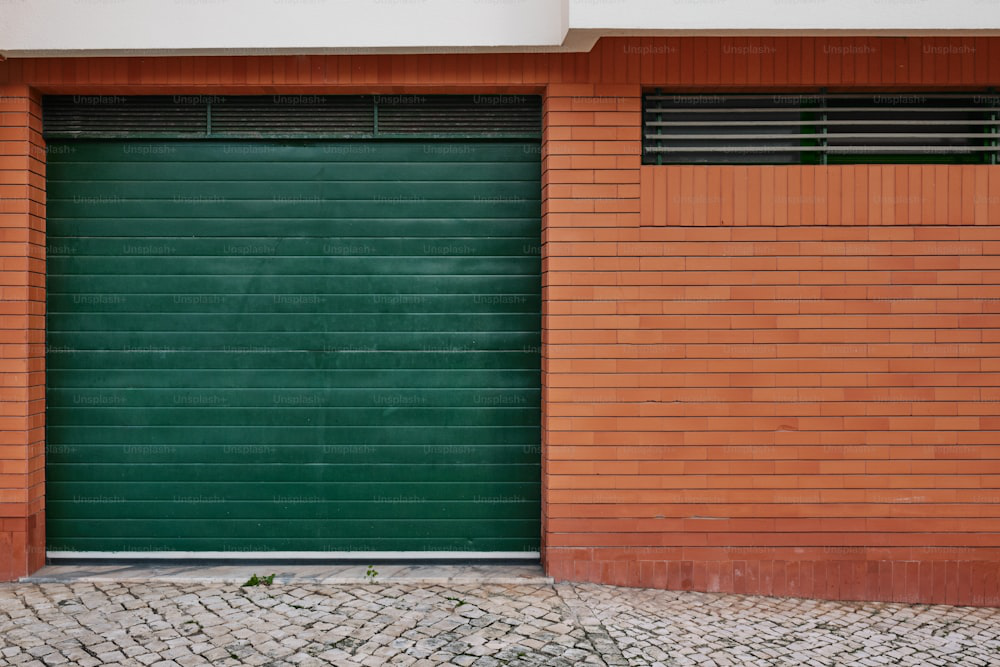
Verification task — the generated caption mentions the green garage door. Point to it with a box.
[44,97,541,556]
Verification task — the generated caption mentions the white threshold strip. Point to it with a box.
[47,551,540,560]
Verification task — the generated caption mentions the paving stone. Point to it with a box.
[1,580,998,666]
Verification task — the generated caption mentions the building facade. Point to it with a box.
[1,1,1000,606]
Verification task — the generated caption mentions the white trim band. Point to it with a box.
[47,551,540,560]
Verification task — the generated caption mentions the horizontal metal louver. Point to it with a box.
[376,95,542,135]
[210,95,373,135]
[43,96,208,137]
[643,92,1000,165]
[43,95,542,139]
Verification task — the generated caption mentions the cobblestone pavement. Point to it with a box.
[1,580,998,666]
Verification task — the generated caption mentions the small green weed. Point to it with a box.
[243,573,276,587]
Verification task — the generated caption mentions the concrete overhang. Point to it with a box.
[0,0,997,59]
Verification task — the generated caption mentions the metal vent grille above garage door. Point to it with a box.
[44,95,542,558]
[43,95,542,138]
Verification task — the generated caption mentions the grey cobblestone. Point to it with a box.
[0,581,997,665]
[569,583,1000,667]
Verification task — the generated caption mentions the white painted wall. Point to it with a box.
[569,0,1000,33]
[0,0,995,58]
[0,0,567,56]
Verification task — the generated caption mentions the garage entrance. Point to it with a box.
[43,95,541,556]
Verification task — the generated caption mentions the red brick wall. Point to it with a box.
[544,164,1000,605]
[0,84,46,579]
[542,81,644,561]
[0,37,998,603]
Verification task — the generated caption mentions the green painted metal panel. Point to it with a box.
[46,139,541,554]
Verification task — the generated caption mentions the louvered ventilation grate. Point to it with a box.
[211,95,374,135]
[376,95,542,135]
[43,96,208,136]
[643,92,1000,165]
[43,95,541,139]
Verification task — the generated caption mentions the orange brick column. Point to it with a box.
[0,84,45,579]
[542,82,643,581]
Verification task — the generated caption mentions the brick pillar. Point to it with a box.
[541,83,642,580]
[0,84,46,580]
